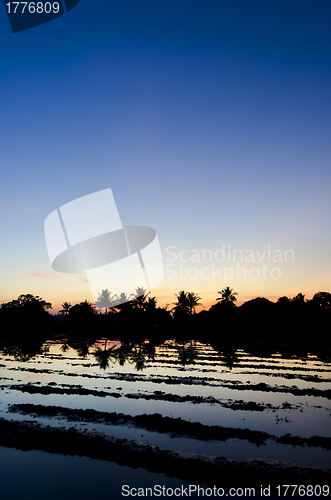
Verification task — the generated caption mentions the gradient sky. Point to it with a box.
[0,0,330,311]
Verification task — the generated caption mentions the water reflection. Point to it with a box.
[1,336,330,458]
[74,342,90,358]
[91,339,157,371]
[64,339,94,358]
[0,340,49,362]
[60,342,70,353]
[0,337,330,372]
[91,338,118,370]
[218,348,240,369]
[174,339,199,365]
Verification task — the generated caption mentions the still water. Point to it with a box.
[0,337,330,498]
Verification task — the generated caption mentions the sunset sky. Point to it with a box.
[0,0,330,311]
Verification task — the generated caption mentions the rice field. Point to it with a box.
[0,337,330,499]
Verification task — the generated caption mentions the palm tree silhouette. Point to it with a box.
[216,287,238,306]
[145,296,157,313]
[59,302,72,315]
[95,289,116,314]
[187,292,203,314]
[172,290,191,316]
[113,292,135,311]
[172,291,203,315]
[132,287,149,310]
[79,299,96,311]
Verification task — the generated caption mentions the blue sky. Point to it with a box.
[0,0,330,309]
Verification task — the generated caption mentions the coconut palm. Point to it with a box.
[79,300,97,313]
[59,302,72,315]
[172,290,191,316]
[172,291,203,316]
[145,296,157,313]
[216,287,238,306]
[186,292,203,314]
[95,289,116,314]
[132,287,149,310]
[113,292,135,311]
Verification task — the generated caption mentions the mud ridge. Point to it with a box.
[8,403,331,450]
[5,366,331,393]
[0,382,287,411]
[0,418,330,489]
[5,380,331,403]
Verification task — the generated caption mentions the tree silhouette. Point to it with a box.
[132,287,149,310]
[216,287,238,306]
[277,296,291,304]
[145,296,157,313]
[113,292,135,311]
[59,302,72,315]
[1,294,52,311]
[172,291,203,317]
[292,292,305,303]
[95,289,116,314]
[172,290,191,316]
[79,300,96,313]
[311,291,331,309]
[186,292,203,314]
[0,294,55,335]
[68,300,97,331]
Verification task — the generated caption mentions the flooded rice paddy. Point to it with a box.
[0,337,330,498]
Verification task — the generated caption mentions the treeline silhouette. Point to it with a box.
[0,288,330,350]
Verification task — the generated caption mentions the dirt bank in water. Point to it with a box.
[0,418,330,491]
[4,381,330,412]
[9,403,331,449]
[7,364,331,388]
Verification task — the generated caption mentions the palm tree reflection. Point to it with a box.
[174,339,198,365]
[0,341,49,362]
[60,342,70,353]
[90,338,157,371]
[217,347,239,369]
[75,343,90,358]
[92,338,117,370]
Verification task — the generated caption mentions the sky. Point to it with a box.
[0,0,330,311]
